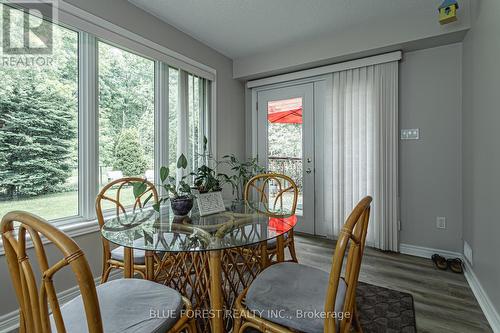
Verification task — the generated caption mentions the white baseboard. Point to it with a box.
[399,243,462,259]
[463,260,500,333]
[0,270,122,333]
[0,313,18,333]
[400,243,500,333]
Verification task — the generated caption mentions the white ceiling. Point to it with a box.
[128,0,443,59]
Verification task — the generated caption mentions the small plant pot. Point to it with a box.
[170,196,193,216]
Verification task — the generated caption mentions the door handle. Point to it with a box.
[306,168,312,174]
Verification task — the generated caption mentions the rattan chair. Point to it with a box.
[1,211,196,333]
[234,196,372,333]
[244,173,299,262]
[96,177,158,282]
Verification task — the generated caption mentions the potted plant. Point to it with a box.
[133,154,195,216]
[218,154,265,203]
[161,154,195,216]
[190,136,223,194]
[191,164,222,193]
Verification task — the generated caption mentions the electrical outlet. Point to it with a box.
[436,216,446,229]
[464,241,473,265]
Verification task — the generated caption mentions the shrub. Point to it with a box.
[113,129,148,177]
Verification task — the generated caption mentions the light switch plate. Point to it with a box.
[400,129,420,140]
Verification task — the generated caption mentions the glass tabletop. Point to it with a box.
[100,201,297,252]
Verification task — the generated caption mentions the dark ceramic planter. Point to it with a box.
[170,196,193,216]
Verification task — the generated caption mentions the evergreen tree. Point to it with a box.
[113,129,148,176]
[0,78,76,197]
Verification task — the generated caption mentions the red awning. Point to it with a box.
[268,108,303,124]
[267,98,303,124]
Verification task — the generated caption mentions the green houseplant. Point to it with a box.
[219,154,265,201]
[190,136,223,194]
[133,153,195,215]
[191,164,222,193]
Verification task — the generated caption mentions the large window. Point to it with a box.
[170,70,211,175]
[0,5,79,220]
[97,42,155,209]
[187,74,210,173]
[98,42,155,182]
[0,4,214,225]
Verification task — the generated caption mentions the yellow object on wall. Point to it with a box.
[439,0,459,25]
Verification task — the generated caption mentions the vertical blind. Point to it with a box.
[323,61,399,251]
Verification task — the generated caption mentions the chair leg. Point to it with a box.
[101,264,112,283]
[233,314,242,333]
[188,318,197,333]
[288,233,298,263]
[352,305,363,333]
[19,311,26,333]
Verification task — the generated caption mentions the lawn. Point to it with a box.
[0,191,79,221]
[0,187,138,221]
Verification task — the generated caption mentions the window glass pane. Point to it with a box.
[267,98,303,213]
[0,5,79,220]
[98,41,154,208]
[188,74,201,173]
[169,68,178,172]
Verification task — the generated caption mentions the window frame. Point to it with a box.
[0,2,217,255]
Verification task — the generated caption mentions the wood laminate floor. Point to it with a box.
[294,234,492,333]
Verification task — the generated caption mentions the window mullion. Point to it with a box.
[198,78,206,165]
[177,70,189,179]
[155,62,169,189]
[209,80,216,162]
[205,80,214,167]
[78,32,98,220]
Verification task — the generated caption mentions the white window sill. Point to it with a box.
[0,217,101,256]
[0,207,155,256]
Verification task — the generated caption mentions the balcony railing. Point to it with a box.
[268,156,303,191]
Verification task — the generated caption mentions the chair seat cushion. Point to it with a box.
[246,262,347,333]
[51,279,183,333]
[111,246,146,265]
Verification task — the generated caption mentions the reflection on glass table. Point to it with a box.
[100,200,297,333]
[101,201,296,252]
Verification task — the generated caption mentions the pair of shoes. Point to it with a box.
[431,254,463,273]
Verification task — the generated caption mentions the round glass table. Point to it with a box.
[101,201,296,333]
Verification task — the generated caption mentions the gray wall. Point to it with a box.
[0,232,105,316]
[233,0,471,79]
[399,44,463,252]
[462,0,500,313]
[0,0,245,320]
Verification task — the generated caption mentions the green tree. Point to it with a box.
[98,42,154,170]
[0,79,76,197]
[0,10,78,199]
[113,129,148,176]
